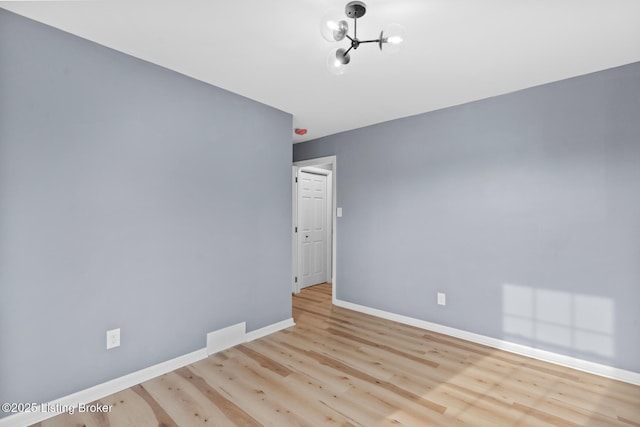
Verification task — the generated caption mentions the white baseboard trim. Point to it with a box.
[0,317,296,427]
[245,317,295,342]
[0,347,208,427]
[207,322,247,355]
[334,298,640,386]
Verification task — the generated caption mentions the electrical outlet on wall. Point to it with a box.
[106,328,120,349]
[437,292,446,306]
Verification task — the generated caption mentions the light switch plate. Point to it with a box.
[337,207,343,217]
[437,293,446,306]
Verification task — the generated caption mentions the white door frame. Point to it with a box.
[292,156,337,303]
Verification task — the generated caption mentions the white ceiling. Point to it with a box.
[2,0,640,143]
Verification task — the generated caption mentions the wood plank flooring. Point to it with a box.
[33,283,640,426]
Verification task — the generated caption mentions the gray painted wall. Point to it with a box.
[0,9,292,409]
[294,62,640,373]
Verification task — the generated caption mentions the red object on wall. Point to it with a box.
[294,128,308,135]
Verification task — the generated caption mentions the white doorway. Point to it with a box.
[292,156,337,301]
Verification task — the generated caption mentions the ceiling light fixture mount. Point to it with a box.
[345,1,367,19]
[321,1,405,74]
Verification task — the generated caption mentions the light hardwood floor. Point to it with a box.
[34,283,640,426]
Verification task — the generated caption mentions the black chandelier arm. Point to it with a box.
[357,38,382,44]
[343,45,354,56]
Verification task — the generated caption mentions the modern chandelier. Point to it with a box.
[320,1,406,74]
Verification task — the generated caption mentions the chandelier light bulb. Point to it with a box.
[380,23,406,55]
[327,48,349,75]
[336,48,351,65]
[320,10,349,42]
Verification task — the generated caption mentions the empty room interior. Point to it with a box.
[1,1,640,426]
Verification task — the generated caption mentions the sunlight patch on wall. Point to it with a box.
[502,284,614,359]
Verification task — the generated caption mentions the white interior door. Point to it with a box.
[298,171,327,288]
